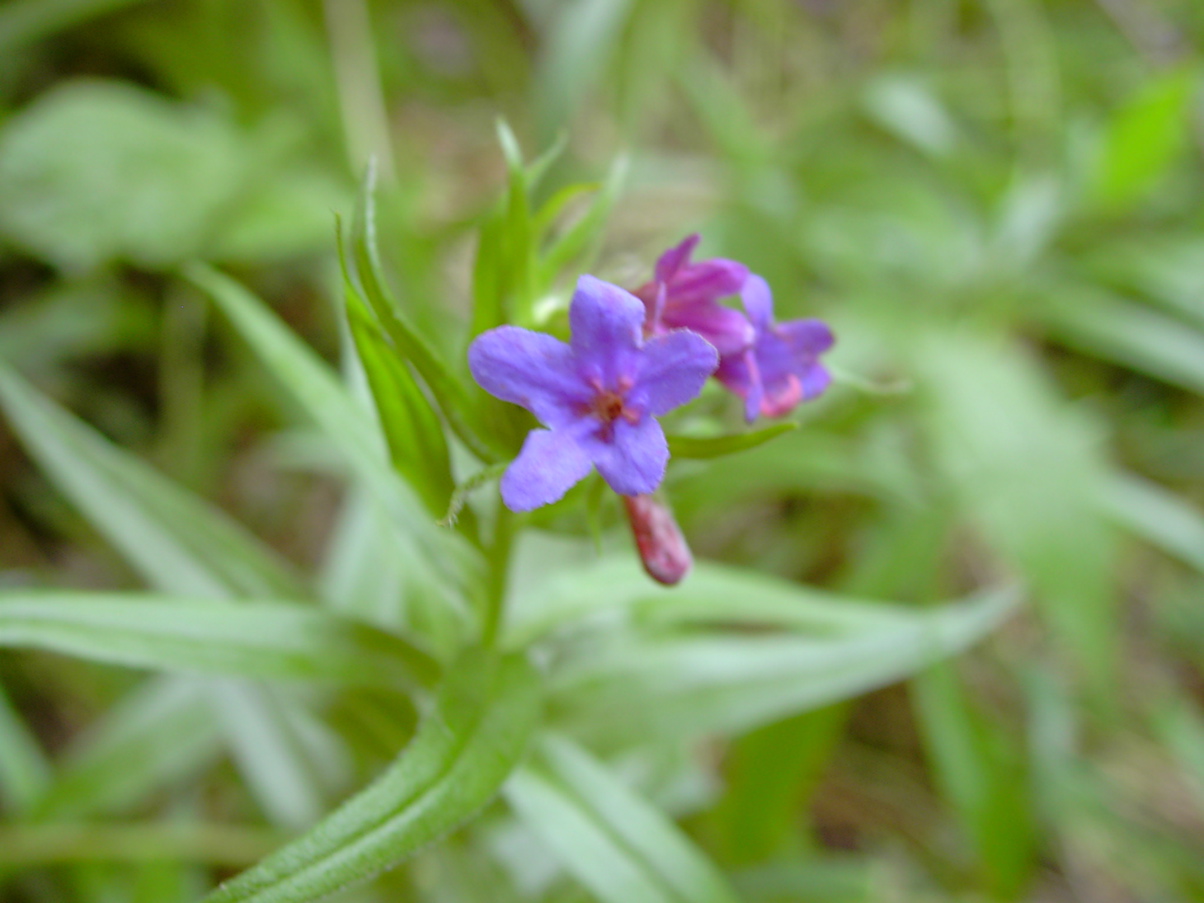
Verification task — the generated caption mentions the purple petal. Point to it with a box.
[777,318,835,357]
[798,362,832,401]
[667,259,748,307]
[715,349,764,423]
[663,301,754,355]
[468,327,586,428]
[655,234,700,283]
[637,330,718,416]
[569,275,645,385]
[739,274,775,331]
[500,427,593,511]
[586,417,668,496]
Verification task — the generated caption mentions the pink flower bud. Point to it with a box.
[622,493,692,586]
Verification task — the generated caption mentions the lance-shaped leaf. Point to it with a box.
[0,593,439,691]
[345,179,514,463]
[0,684,50,814]
[506,734,739,903]
[548,585,1019,746]
[666,422,798,460]
[204,650,541,903]
[183,262,484,603]
[343,289,454,522]
[32,678,221,820]
[0,361,305,600]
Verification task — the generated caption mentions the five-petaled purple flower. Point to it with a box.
[715,275,834,422]
[469,275,718,512]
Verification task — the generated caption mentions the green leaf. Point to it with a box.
[1040,287,1204,396]
[183,262,484,603]
[912,663,1036,898]
[33,678,221,820]
[0,683,50,814]
[0,80,248,271]
[0,361,306,600]
[914,329,1118,694]
[0,592,439,690]
[0,0,151,54]
[535,0,636,137]
[536,156,628,293]
[204,650,541,903]
[548,584,1018,746]
[667,422,799,459]
[344,296,454,521]
[344,181,510,464]
[1101,474,1204,574]
[506,734,740,903]
[209,683,338,831]
[1092,67,1198,209]
[505,554,916,650]
[0,822,284,866]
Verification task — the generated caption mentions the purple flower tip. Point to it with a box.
[715,275,835,422]
[468,275,719,511]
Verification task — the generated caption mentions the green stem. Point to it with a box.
[480,506,515,647]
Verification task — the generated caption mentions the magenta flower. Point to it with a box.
[715,274,834,422]
[632,234,754,355]
[469,276,718,511]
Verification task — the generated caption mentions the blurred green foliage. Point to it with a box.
[1,1,1204,902]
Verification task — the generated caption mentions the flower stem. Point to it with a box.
[480,506,514,646]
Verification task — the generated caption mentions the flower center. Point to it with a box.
[585,377,640,438]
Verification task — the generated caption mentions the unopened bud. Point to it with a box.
[622,492,692,586]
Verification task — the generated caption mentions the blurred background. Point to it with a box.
[2,0,1204,900]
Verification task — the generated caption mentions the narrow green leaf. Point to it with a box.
[0,0,151,54]
[0,683,51,814]
[504,555,915,650]
[532,181,601,239]
[344,185,509,463]
[507,734,740,903]
[915,329,1118,694]
[1101,474,1204,574]
[210,682,334,831]
[1041,287,1204,396]
[183,262,484,600]
[667,422,799,460]
[0,362,306,600]
[0,592,439,690]
[537,156,627,292]
[33,678,221,820]
[204,650,541,903]
[549,585,1019,746]
[0,822,284,866]
[913,664,1036,898]
[344,297,454,520]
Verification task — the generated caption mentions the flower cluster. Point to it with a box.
[468,236,834,513]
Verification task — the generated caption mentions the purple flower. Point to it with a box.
[633,234,754,355]
[715,275,834,422]
[469,275,718,511]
